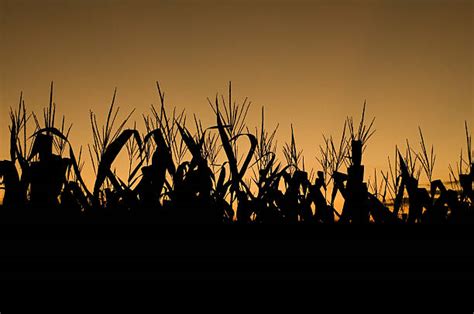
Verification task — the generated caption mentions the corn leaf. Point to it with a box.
[94,129,142,198]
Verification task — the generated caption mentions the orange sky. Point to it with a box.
[0,0,472,190]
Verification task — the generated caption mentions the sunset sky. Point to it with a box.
[0,0,472,189]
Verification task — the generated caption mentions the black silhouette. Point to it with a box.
[0,82,472,224]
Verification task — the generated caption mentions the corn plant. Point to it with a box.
[248,106,281,203]
[124,122,144,189]
[450,121,473,181]
[9,92,34,166]
[316,120,349,203]
[212,83,257,212]
[145,82,188,166]
[29,83,73,159]
[346,101,376,155]
[466,121,473,168]
[87,89,140,205]
[193,114,221,172]
[336,103,375,223]
[283,125,303,173]
[252,107,279,175]
[417,127,436,183]
[209,82,252,169]
[457,121,473,203]
[2,83,473,224]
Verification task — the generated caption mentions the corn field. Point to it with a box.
[0,82,472,224]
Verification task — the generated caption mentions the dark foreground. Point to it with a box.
[0,223,472,281]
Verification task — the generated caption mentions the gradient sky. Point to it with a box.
[0,0,472,189]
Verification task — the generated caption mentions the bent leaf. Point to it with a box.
[94,129,142,198]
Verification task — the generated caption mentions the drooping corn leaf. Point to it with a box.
[216,101,257,190]
[216,106,239,189]
[229,133,257,181]
[94,129,142,199]
[32,127,92,199]
[31,127,68,143]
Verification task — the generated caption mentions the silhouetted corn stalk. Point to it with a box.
[397,143,428,223]
[458,121,473,203]
[346,101,376,154]
[211,83,257,214]
[283,125,303,173]
[1,83,472,224]
[316,120,349,204]
[250,107,279,188]
[417,127,436,183]
[9,92,33,166]
[30,83,72,157]
[6,92,33,207]
[145,82,188,166]
[401,139,421,180]
[87,89,138,205]
[193,114,222,171]
[338,103,376,223]
[30,127,91,200]
[209,82,251,169]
